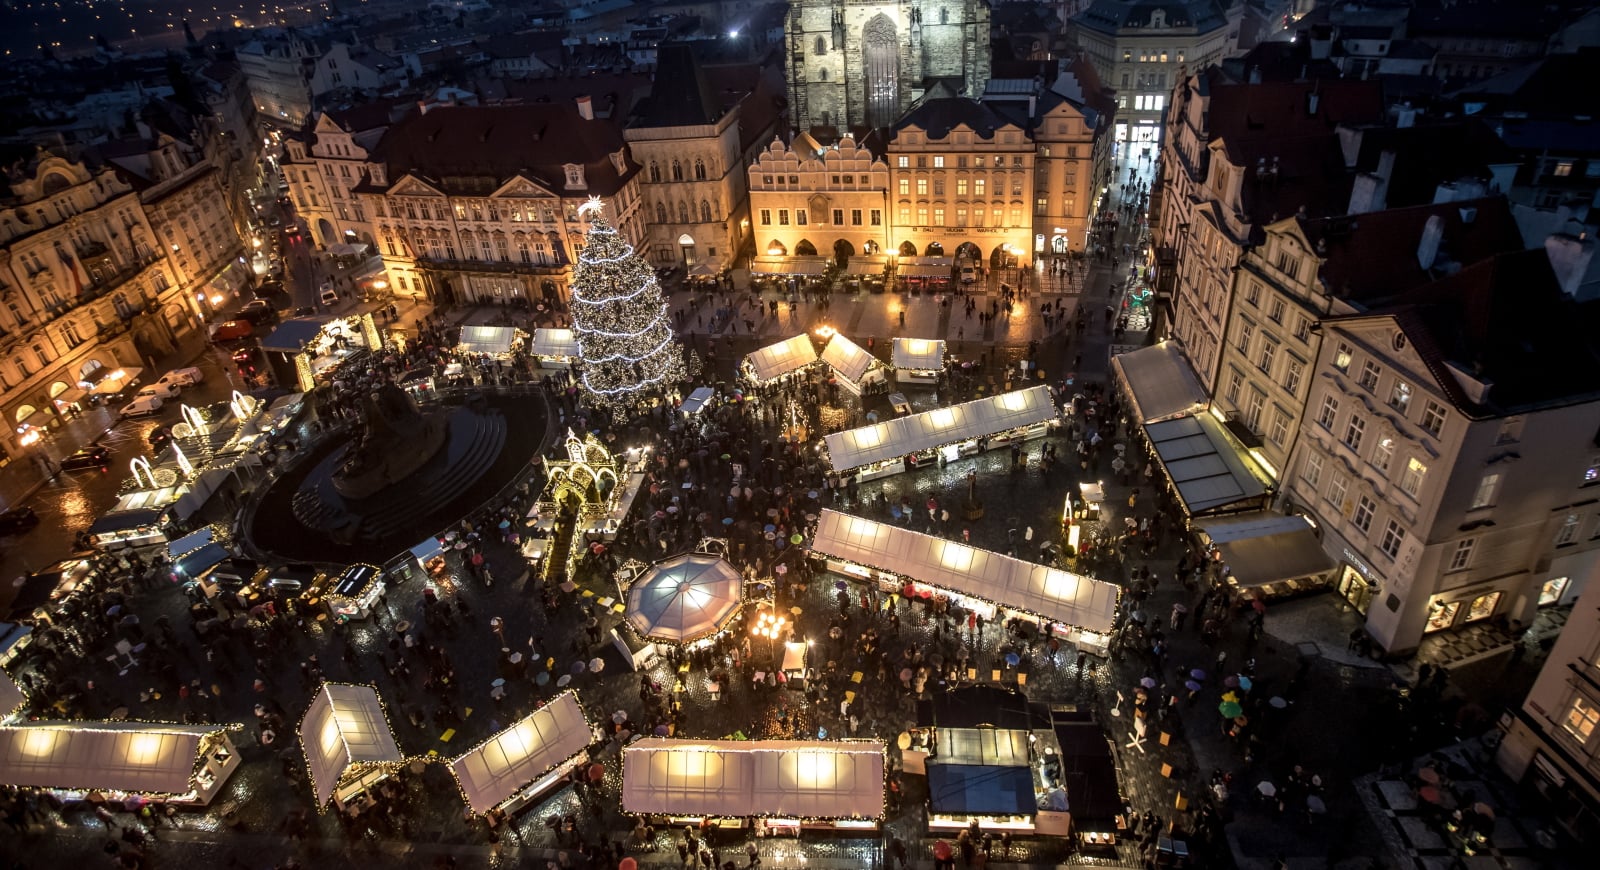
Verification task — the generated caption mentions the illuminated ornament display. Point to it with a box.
[569,200,685,410]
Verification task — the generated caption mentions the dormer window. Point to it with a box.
[610,151,627,175]
[564,164,586,190]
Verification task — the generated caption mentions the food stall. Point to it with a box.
[820,333,885,396]
[298,682,403,811]
[532,328,579,370]
[808,510,1118,654]
[897,257,952,292]
[891,338,947,384]
[262,314,381,392]
[455,325,522,359]
[0,623,32,669]
[0,722,242,806]
[173,542,232,589]
[85,506,170,552]
[4,559,95,627]
[448,691,595,815]
[610,626,661,671]
[823,387,1058,482]
[325,564,384,620]
[620,553,745,647]
[622,738,884,831]
[398,368,436,402]
[781,641,809,690]
[741,334,818,385]
[1049,709,1125,852]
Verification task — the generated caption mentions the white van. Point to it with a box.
[156,367,204,390]
[320,282,340,307]
[120,394,165,418]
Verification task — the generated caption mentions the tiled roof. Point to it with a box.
[1345,118,1517,209]
[892,98,1016,140]
[1302,196,1524,303]
[368,104,634,196]
[632,43,724,128]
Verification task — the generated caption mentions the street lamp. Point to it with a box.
[752,610,786,661]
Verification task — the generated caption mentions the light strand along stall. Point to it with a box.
[298,682,403,810]
[891,338,948,384]
[819,332,885,395]
[808,510,1118,652]
[622,737,885,833]
[741,333,818,385]
[823,386,1059,481]
[0,721,242,806]
[448,690,596,815]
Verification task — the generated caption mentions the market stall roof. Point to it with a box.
[332,564,380,599]
[923,686,1035,730]
[842,259,888,276]
[623,738,884,819]
[680,387,715,415]
[821,333,876,384]
[899,264,950,279]
[936,727,1031,766]
[299,682,402,806]
[532,328,578,358]
[449,691,591,814]
[743,334,817,383]
[1197,513,1335,587]
[261,316,335,353]
[0,721,232,796]
[1111,342,1208,424]
[624,553,743,644]
[750,256,828,277]
[892,338,947,372]
[174,542,231,580]
[0,669,25,717]
[457,325,518,356]
[1052,711,1122,822]
[166,528,215,559]
[87,508,166,537]
[824,387,1056,473]
[1144,414,1270,516]
[927,763,1036,815]
[410,538,446,562]
[810,510,1118,634]
[0,623,30,663]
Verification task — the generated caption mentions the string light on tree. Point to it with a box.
[569,197,685,409]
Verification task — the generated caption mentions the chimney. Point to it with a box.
[1545,233,1596,298]
[1417,215,1444,271]
[576,94,594,120]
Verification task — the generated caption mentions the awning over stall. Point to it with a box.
[743,334,817,383]
[0,722,233,796]
[457,325,517,356]
[892,338,947,372]
[623,738,884,819]
[1144,414,1270,516]
[749,256,828,277]
[1111,342,1208,424]
[680,387,714,415]
[821,334,875,384]
[532,328,578,359]
[937,727,1031,766]
[824,387,1056,473]
[167,528,215,559]
[1196,513,1335,587]
[927,763,1035,815]
[87,509,166,537]
[899,264,950,279]
[299,683,401,806]
[449,691,592,814]
[174,543,231,580]
[261,316,335,353]
[810,510,1118,633]
[332,564,380,599]
[842,258,889,277]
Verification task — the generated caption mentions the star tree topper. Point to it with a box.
[577,195,606,221]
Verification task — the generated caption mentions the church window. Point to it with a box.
[678,202,689,223]
[940,7,949,24]
[649,162,661,182]
[694,159,707,180]
[656,202,667,224]
[700,201,712,222]
[863,15,900,128]
[815,37,826,57]
[672,161,683,181]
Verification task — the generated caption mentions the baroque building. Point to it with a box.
[787,0,992,130]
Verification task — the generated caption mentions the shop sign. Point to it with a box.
[1342,548,1376,580]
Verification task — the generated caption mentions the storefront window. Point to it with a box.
[1425,600,1460,633]
[1337,566,1373,615]
[1540,576,1570,606]
[1465,591,1502,624]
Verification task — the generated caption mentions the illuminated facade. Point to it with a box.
[748,134,892,262]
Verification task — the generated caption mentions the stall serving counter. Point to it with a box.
[824,387,1059,483]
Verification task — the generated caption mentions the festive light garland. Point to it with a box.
[568,206,685,411]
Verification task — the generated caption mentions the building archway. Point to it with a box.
[1051,235,1069,254]
[315,218,336,246]
[767,240,788,256]
[899,240,918,256]
[79,359,106,380]
[677,233,696,267]
[954,241,981,262]
[833,239,855,266]
[990,244,1017,269]
[47,381,69,398]
[795,239,818,256]
[924,241,945,257]
[863,240,880,255]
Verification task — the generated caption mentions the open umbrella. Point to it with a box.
[535,671,550,686]
[1473,802,1495,821]
[1307,795,1326,815]
[491,678,506,687]
[589,658,605,673]
[588,762,605,782]
[1190,669,1207,680]
[571,661,586,674]
[775,565,788,574]
[1417,767,1441,785]
[1237,675,1253,692]
[1418,786,1442,804]
[1257,781,1276,798]
[1139,677,1157,688]
[722,517,735,526]
[612,711,628,724]
[1224,675,1239,688]
[1268,696,1288,709]
[620,858,638,870]
[1004,652,1021,666]
[933,841,953,861]
[791,534,804,544]
[654,724,670,736]
[557,674,573,687]
[1184,680,1203,692]
[764,524,777,533]
[1218,700,1244,718]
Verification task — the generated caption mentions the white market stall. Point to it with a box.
[623,738,884,829]
[891,338,947,384]
[824,386,1058,481]
[809,510,1118,642]
[622,553,745,645]
[298,682,403,809]
[742,334,818,384]
[456,325,522,357]
[820,333,884,394]
[532,329,579,369]
[0,721,241,805]
[448,691,595,815]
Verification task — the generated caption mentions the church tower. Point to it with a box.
[787,0,992,131]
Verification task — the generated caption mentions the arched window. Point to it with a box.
[677,202,689,224]
[863,15,900,128]
[694,159,706,180]
[814,36,826,56]
[700,200,712,222]
[671,161,683,181]
[655,202,668,224]
[649,162,661,182]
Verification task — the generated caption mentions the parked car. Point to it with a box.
[156,367,204,390]
[239,300,277,325]
[293,306,315,317]
[319,283,340,307]
[59,446,112,470]
[148,427,172,452]
[136,384,180,402]
[120,395,165,418]
[960,266,977,284]
[210,320,254,342]
[0,507,40,534]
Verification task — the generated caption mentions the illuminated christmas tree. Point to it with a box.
[569,197,685,409]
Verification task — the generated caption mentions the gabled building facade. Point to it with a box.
[747,133,892,262]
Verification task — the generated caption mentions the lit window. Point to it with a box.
[1400,458,1427,498]
[1562,696,1599,743]
[1556,513,1581,546]
[1334,342,1353,373]
[1371,437,1394,473]
[1389,381,1411,414]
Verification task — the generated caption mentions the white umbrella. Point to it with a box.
[1257,781,1276,797]
[588,657,605,673]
